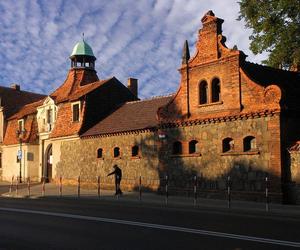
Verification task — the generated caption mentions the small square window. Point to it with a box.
[114,147,120,158]
[132,146,139,157]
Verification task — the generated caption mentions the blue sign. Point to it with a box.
[17,150,22,160]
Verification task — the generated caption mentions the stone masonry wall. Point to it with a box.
[56,131,160,190]
[55,114,282,196]
[290,151,300,184]
[159,114,281,194]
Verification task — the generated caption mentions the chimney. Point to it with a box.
[127,78,138,98]
[11,83,20,91]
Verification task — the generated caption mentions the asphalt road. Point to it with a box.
[0,197,299,250]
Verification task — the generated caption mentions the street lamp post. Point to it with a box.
[16,129,26,183]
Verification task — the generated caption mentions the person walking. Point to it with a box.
[107,164,123,195]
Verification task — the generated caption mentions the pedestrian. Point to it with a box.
[107,164,123,195]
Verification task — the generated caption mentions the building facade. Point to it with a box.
[1,11,299,203]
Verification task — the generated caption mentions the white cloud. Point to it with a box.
[0,0,268,99]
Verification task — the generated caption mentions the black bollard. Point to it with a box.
[59,176,62,197]
[265,175,269,212]
[27,177,31,197]
[139,176,142,201]
[97,176,100,198]
[78,176,81,198]
[227,176,231,209]
[193,175,197,207]
[165,175,169,205]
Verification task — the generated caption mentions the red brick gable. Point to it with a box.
[157,11,299,124]
[3,114,39,145]
[50,77,137,138]
[49,101,85,138]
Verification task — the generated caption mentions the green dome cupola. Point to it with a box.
[70,36,96,69]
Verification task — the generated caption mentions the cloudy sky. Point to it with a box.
[0,0,267,99]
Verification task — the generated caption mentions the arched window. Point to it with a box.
[113,147,120,158]
[199,80,208,104]
[132,145,139,157]
[243,136,256,151]
[222,138,234,153]
[172,141,182,155]
[189,140,198,154]
[97,148,103,158]
[211,78,220,102]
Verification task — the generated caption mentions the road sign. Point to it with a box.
[17,150,22,160]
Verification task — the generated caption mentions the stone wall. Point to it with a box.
[158,114,281,194]
[290,151,300,184]
[55,132,160,190]
[55,114,282,196]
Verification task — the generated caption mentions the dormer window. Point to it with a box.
[18,119,24,132]
[72,102,80,122]
[47,108,53,124]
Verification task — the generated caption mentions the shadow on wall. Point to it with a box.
[132,126,297,204]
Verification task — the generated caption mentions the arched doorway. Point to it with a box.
[44,144,53,182]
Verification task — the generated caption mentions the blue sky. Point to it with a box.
[0,0,267,99]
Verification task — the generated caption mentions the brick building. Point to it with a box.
[0,11,299,203]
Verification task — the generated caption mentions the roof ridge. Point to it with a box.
[126,93,175,104]
[244,61,298,74]
[0,86,46,96]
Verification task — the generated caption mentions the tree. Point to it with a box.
[238,0,300,69]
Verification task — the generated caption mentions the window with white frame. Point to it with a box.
[72,102,80,122]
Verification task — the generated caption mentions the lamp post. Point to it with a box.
[16,129,26,183]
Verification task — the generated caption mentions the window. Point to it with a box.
[222,138,234,153]
[211,78,221,102]
[47,108,53,124]
[131,145,139,157]
[97,148,103,158]
[172,141,182,155]
[189,140,198,154]
[243,136,256,152]
[18,119,24,132]
[72,103,80,122]
[199,80,208,104]
[114,147,120,158]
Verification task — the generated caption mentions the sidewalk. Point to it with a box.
[1,182,300,218]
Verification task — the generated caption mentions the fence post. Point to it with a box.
[165,175,169,205]
[265,175,269,212]
[139,176,142,201]
[116,175,120,200]
[193,175,197,207]
[59,176,62,197]
[42,179,45,197]
[16,177,19,196]
[27,177,30,197]
[78,176,81,198]
[9,176,14,194]
[97,176,100,198]
[227,176,231,209]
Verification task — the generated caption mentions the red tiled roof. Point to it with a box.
[69,78,112,101]
[241,62,300,87]
[50,68,99,103]
[82,95,173,137]
[0,86,45,118]
[8,99,45,120]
